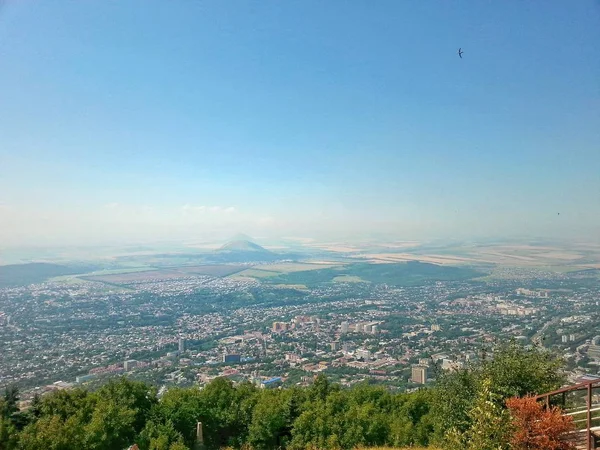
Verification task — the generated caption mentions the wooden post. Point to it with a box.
[546,395,550,409]
[588,384,593,450]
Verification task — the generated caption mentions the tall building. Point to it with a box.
[562,335,568,343]
[178,337,185,353]
[341,321,349,333]
[331,341,340,351]
[124,359,138,372]
[411,365,428,384]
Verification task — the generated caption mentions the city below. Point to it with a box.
[1,238,599,409]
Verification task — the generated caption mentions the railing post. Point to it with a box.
[194,421,205,450]
[588,384,593,450]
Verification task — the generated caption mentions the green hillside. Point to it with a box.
[268,261,483,287]
[0,263,88,287]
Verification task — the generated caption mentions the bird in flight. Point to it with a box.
[458,48,464,59]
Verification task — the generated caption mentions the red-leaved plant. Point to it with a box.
[506,396,576,450]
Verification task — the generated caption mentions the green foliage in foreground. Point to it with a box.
[0,342,564,450]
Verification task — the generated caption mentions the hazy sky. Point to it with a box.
[1,1,599,246]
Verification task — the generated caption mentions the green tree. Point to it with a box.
[310,374,331,402]
[95,377,157,433]
[290,401,329,450]
[398,389,434,446]
[28,394,42,419]
[482,341,565,399]
[37,388,94,422]
[388,413,413,448]
[247,391,289,449]
[18,414,86,450]
[198,377,257,448]
[155,388,203,448]
[0,416,18,450]
[137,420,186,450]
[84,399,137,450]
[1,387,18,419]
[445,379,511,450]
[431,342,564,445]
[430,366,479,442]
[291,383,393,450]
[167,442,188,450]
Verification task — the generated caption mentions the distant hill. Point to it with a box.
[0,263,82,287]
[210,240,279,263]
[229,233,255,243]
[219,240,269,253]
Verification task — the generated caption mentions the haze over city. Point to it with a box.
[1,1,599,248]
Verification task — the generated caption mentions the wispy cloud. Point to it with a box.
[182,205,236,214]
[256,215,276,226]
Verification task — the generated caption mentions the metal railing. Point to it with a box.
[535,379,600,450]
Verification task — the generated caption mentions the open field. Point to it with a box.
[305,260,349,265]
[251,262,343,272]
[82,269,190,284]
[233,269,281,279]
[348,241,600,272]
[231,262,345,281]
[358,253,477,265]
[304,243,362,253]
[6,240,598,287]
[47,275,91,285]
[76,264,247,284]
[77,267,157,276]
[169,264,247,277]
[382,241,422,249]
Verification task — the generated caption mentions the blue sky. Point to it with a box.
[0,1,599,245]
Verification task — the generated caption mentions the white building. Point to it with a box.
[341,321,349,333]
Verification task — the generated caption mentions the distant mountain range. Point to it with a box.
[210,240,279,263]
[218,240,271,253]
[228,233,255,243]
